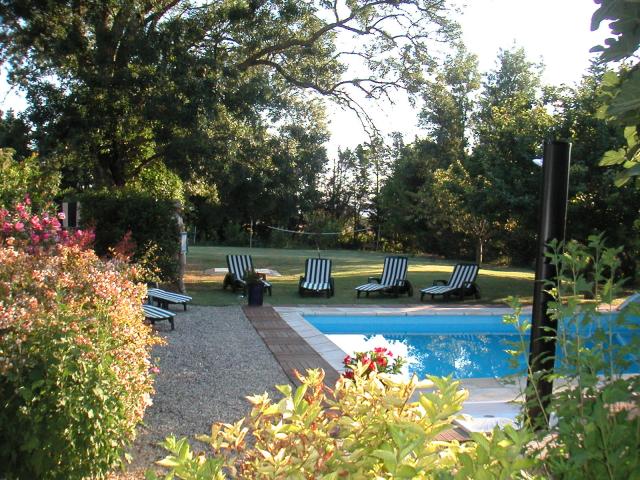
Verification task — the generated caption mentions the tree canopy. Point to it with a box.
[0,0,457,188]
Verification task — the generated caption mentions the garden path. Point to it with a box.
[116,306,291,478]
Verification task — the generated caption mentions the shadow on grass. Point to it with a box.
[182,246,535,307]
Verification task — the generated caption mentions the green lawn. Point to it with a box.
[183,246,535,306]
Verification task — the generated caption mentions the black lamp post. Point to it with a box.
[526,140,571,428]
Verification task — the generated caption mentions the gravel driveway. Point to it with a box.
[123,305,291,476]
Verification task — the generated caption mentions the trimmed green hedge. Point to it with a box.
[78,191,180,281]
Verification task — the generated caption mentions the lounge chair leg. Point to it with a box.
[420,292,425,301]
[183,303,187,311]
[169,318,174,330]
[357,291,361,298]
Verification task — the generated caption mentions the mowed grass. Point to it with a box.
[183,246,535,306]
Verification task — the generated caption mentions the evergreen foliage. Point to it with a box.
[78,191,180,282]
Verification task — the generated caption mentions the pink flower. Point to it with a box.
[2,222,12,233]
[57,212,65,220]
[30,234,40,244]
[150,366,160,374]
[42,233,51,240]
[24,195,31,205]
[14,222,25,232]
[30,216,42,230]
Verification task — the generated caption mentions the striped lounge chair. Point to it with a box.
[420,263,480,301]
[142,304,177,330]
[617,292,640,311]
[299,258,334,297]
[147,288,192,311]
[355,256,413,298]
[223,254,272,295]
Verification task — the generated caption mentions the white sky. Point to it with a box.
[325,0,611,157]
[1,0,611,158]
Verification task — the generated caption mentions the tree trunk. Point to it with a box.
[476,238,483,265]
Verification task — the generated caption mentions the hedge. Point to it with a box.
[78,190,180,282]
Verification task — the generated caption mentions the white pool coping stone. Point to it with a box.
[274,306,530,433]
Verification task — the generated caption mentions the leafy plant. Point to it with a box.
[591,0,640,186]
[149,367,539,479]
[509,234,640,479]
[78,190,180,282]
[0,204,162,479]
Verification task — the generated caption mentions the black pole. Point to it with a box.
[526,140,571,428]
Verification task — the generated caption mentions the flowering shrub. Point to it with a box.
[342,347,405,379]
[0,197,95,251]
[0,205,161,479]
[149,367,538,479]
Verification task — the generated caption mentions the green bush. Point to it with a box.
[507,234,640,479]
[78,190,180,281]
[0,148,60,209]
[0,209,161,479]
[149,369,537,479]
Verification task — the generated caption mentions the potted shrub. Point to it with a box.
[244,269,265,306]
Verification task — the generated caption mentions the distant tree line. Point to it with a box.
[0,1,638,279]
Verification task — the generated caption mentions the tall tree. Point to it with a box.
[419,45,480,165]
[0,0,458,189]
[553,65,640,278]
[0,110,31,160]
[468,47,554,264]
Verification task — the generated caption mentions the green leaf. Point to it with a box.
[371,449,397,471]
[599,148,626,166]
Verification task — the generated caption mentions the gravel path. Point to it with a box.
[124,306,291,476]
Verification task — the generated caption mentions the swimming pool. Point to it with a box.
[304,314,640,379]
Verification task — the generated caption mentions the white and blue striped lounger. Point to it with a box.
[355,256,412,298]
[147,288,192,311]
[142,304,176,330]
[420,263,480,301]
[299,258,334,297]
[223,254,272,295]
[617,292,640,311]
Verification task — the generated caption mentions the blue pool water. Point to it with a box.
[304,314,640,379]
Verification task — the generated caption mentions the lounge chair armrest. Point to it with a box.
[433,279,447,286]
[368,277,382,284]
[462,281,477,289]
[258,272,267,281]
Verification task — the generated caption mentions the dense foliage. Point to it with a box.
[78,190,180,282]
[0,203,161,480]
[1,0,638,279]
[0,148,60,209]
[149,369,536,479]
[506,234,640,478]
[590,0,640,186]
